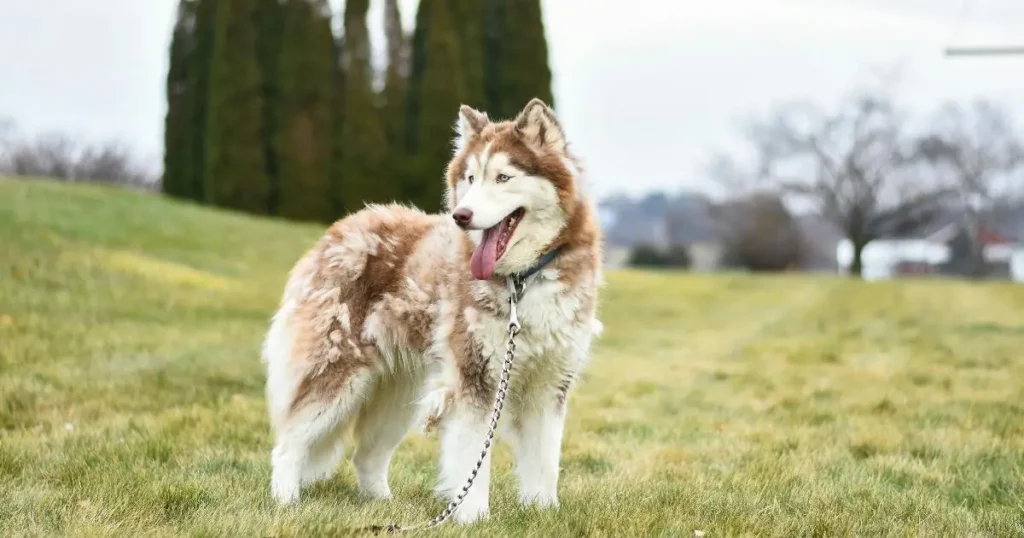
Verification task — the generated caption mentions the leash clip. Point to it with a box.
[506,276,523,333]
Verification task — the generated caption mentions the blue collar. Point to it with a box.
[510,245,563,287]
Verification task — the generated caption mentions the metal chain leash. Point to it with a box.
[360,276,526,534]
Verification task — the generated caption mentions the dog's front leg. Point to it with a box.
[436,402,492,523]
[511,393,567,509]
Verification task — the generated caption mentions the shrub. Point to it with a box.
[628,243,691,269]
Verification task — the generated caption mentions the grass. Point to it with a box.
[2,177,1023,537]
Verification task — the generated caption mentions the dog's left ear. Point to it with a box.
[515,98,566,154]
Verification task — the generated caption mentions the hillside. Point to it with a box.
[1,178,1022,537]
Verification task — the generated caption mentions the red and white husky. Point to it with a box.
[262,98,603,523]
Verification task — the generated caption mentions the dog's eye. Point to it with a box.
[496,173,512,183]
[467,175,474,184]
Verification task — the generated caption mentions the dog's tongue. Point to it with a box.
[470,225,501,280]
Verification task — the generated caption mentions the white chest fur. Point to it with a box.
[467,270,601,398]
[417,268,601,431]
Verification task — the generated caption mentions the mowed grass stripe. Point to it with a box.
[1,178,1022,537]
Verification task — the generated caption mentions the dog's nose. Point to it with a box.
[452,207,473,229]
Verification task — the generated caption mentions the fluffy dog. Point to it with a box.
[262,98,602,523]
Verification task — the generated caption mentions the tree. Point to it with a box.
[76,141,153,188]
[204,0,270,213]
[328,32,347,218]
[256,0,284,212]
[1,127,153,188]
[383,0,411,112]
[338,0,391,215]
[714,89,956,278]
[913,101,1024,277]
[484,0,554,120]
[273,0,335,222]
[161,0,214,202]
[4,133,76,180]
[380,0,411,201]
[453,0,485,109]
[713,192,803,271]
[628,243,692,269]
[162,0,196,199]
[406,0,466,212]
[184,0,218,202]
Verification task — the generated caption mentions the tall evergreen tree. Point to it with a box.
[162,0,195,199]
[452,0,486,109]
[406,0,466,213]
[380,0,410,199]
[256,0,284,213]
[339,0,391,214]
[273,0,335,222]
[329,32,347,218]
[404,0,430,204]
[185,0,218,202]
[204,0,270,213]
[484,0,554,120]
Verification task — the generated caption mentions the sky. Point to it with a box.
[0,0,1022,201]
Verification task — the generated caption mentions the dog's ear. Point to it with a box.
[454,104,489,151]
[515,98,566,153]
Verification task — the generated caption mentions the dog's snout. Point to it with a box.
[452,207,473,229]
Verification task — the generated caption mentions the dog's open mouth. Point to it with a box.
[470,208,525,281]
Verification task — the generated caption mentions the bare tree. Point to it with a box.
[7,133,78,179]
[714,89,956,277]
[0,124,157,189]
[913,101,1024,277]
[76,141,156,188]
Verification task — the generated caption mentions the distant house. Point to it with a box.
[836,212,1024,282]
[599,190,847,273]
[687,241,725,272]
[598,191,718,270]
[836,237,949,280]
[598,192,675,250]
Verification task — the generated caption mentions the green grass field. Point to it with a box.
[1,178,1023,537]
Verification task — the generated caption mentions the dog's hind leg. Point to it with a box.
[350,371,420,499]
[299,419,349,486]
[269,367,375,504]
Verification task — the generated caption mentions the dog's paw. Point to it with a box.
[520,493,559,510]
[453,502,489,524]
[358,483,393,501]
[271,482,300,505]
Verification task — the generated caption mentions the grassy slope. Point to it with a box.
[1,178,1022,537]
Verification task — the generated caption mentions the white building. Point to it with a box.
[836,224,1024,282]
[836,239,950,280]
[1013,251,1024,282]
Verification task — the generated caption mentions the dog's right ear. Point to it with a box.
[514,98,566,154]
[454,105,489,151]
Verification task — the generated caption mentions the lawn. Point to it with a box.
[1,178,1023,537]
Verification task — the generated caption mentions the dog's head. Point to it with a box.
[445,98,579,281]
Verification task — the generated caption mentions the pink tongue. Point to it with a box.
[470,226,501,280]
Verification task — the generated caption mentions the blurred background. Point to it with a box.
[1,0,1022,281]
[2,3,1024,535]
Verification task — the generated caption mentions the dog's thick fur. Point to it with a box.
[262,99,602,523]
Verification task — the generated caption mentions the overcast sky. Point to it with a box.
[1,0,1021,200]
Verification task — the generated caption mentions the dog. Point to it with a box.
[262,98,603,523]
